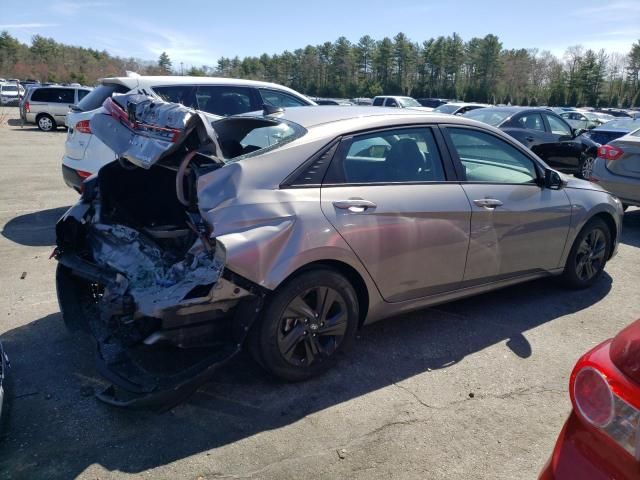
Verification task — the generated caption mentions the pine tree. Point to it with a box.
[158,51,172,74]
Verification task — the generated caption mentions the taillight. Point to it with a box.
[573,367,614,427]
[76,170,92,179]
[571,351,640,460]
[597,144,623,161]
[75,120,91,134]
[24,101,29,112]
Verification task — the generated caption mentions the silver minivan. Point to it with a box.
[24,86,92,131]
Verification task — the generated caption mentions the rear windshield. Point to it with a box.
[2,85,18,92]
[77,83,130,111]
[433,104,458,114]
[464,109,511,126]
[598,118,640,130]
[212,117,306,162]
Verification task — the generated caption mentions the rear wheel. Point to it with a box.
[37,114,56,132]
[561,218,611,289]
[250,269,359,381]
[577,154,595,179]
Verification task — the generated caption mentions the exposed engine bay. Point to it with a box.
[54,94,271,408]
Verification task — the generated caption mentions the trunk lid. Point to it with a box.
[606,134,640,180]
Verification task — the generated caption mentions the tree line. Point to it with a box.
[1,30,639,107]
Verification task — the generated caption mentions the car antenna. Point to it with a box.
[263,104,284,116]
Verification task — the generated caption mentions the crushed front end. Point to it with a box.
[53,94,264,409]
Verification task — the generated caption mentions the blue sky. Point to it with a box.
[1,0,639,67]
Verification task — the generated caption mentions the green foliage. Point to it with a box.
[0,30,639,106]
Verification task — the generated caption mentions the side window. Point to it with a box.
[372,97,384,106]
[339,128,446,184]
[545,114,572,136]
[447,128,538,184]
[77,89,90,101]
[30,88,50,102]
[196,86,255,116]
[153,85,196,108]
[49,89,75,104]
[386,98,398,107]
[515,113,545,131]
[259,89,307,108]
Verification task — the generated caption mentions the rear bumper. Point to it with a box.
[539,411,640,479]
[61,163,84,191]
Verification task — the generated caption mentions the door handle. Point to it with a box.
[473,198,503,209]
[333,199,377,213]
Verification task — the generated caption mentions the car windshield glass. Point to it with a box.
[398,97,421,107]
[77,83,129,111]
[434,104,459,114]
[211,117,307,163]
[2,86,18,92]
[463,109,511,126]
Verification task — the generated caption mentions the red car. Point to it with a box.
[540,320,640,479]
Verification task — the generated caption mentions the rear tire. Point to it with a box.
[577,154,595,179]
[37,114,56,132]
[250,269,359,382]
[561,218,611,289]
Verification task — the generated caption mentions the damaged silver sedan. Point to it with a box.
[55,94,623,407]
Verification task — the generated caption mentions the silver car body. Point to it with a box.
[55,101,623,406]
[591,129,640,207]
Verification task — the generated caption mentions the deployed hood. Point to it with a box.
[90,93,223,169]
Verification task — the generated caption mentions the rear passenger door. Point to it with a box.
[442,126,571,283]
[320,126,471,302]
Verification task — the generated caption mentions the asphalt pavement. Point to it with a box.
[0,106,639,479]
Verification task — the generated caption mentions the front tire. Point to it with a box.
[250,269,359,381]
[561,218,611,289]
[37,114,56,132]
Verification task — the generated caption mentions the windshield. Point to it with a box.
[77,83,129,111]
[433,104,459,114]
[463,109,511,126]
[212,117,307,162]
[2,85,18,93]
[398,97,421,107]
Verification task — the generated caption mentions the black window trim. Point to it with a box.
[439,123,546,186]
[321,124,457,187]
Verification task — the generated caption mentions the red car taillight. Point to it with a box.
[24,101,30,112]
[573,367,614,427]
[75,120,91,134]
[597,144,623,161]
[571,351,640,460]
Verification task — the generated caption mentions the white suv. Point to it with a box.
[62,76,316,191]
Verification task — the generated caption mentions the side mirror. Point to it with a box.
[544,169,566,190]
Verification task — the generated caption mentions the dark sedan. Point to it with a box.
[583,118,640,146]
[464,107,599,178]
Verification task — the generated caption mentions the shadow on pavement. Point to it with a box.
[1,206,70,247]
[0,272,612,478]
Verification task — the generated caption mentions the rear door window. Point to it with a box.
[259,89,308,108]
[372,97,384,106]
[385,98,398,107]
[514,113,545,131]
[153,85,197,108]
[544,114,572,136]
[195,86,256,116]
[77,83,130,111]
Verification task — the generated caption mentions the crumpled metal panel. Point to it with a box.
[88,223,225,316]
[90,94,221,169]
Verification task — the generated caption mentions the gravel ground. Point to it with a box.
[0,105,639,479]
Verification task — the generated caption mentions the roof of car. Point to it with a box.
[242,105,471,129]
